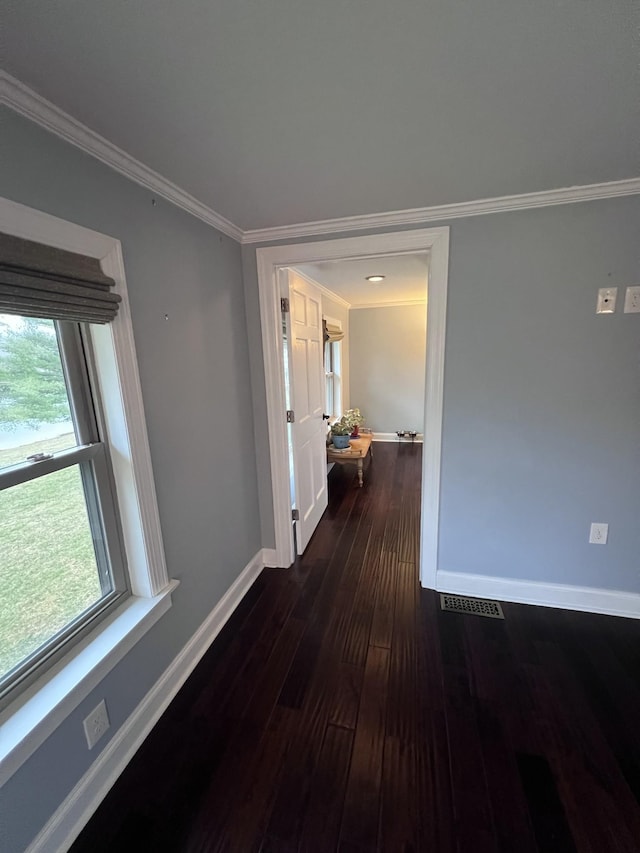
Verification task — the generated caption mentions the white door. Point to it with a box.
[285,269,328,553]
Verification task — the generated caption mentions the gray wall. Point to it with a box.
[0,109,261,852]
[243,196,640,596]
[349,305,426,434]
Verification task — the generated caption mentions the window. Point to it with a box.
[324,338,342,419]
[0,203,172,781]
[0,313,128,706]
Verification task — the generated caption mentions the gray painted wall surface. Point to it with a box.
[0,110,261,852]
[349,306,426,434]
[243,196,640,596]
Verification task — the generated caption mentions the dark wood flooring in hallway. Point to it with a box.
[72,442,640,853]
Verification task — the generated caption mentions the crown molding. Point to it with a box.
[313,279,351,310]
[2,73,639,248]
[349,299,427,310]
[242,177,640,244]
[0,72,244,243]
[292,268,352,310]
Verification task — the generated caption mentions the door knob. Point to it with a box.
[323,413,331,420]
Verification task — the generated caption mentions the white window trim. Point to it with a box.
[323,314,343,419]
[0,197,175,784]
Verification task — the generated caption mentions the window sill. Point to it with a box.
[0,580,178,785]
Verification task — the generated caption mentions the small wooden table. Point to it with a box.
[326,430,374,487]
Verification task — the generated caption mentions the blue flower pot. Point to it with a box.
[332,434,351,449]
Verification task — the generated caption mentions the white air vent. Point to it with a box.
[440,594,504,619]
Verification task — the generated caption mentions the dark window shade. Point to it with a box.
[0,232,121,324]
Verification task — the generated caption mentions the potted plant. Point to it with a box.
[330,418,352,449]
[330,409,365,447]
[342,408,364,437]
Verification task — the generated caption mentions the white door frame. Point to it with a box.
[256,227,450,587]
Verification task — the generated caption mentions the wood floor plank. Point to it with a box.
[265,663,345,849]
[369,550,397,650]
[415,588,456,853]
[517,752,578,853]
[461,617,539,853]
[297,724,355,853]
[555,610,640,804]
[328,662,364,730]
[379,734,420,853]
[339,644,390,850]
[472,700,539,853]
[439,609,498,853]
[386,560,418,741]
[534,640,640,852]
[208,705,297,853]
[183,615,306,852]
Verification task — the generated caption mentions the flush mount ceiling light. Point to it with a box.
[365,275,386,282]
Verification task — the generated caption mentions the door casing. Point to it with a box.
[256,227,450,587]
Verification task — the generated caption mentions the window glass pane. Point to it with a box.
[0,314,77,469]
[0,465,109,682]
[324,342,332,374]
[326,375,333,416]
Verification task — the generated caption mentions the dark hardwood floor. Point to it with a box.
[72,443,640,852]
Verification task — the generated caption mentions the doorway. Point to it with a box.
[256,227,450,588]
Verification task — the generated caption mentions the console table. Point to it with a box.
[326,430,374,487]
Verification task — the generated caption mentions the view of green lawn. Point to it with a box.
[0,433,102,679]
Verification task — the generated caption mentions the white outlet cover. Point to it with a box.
[623,285,640,313]
[83,699,110,749]
[589,522,608,545]
[596,288,617,314]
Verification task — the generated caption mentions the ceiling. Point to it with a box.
[4,1,638,231]
[297,255,428,308]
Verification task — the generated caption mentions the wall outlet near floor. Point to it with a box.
[83,699,110,749]
[623,285,640,313]
[588,522,608,545]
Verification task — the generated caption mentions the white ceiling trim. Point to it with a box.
[290,268,351,310]
[242,177,640,243]
[350,299,427,310]
[2,72,639,247]
[0,72,244,243]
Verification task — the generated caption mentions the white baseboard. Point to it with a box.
[25,549,267,853]
[436,570,640,620]
[261,547,280,568]
[373,432,423,443]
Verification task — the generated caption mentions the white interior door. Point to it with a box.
[286,269,328,554]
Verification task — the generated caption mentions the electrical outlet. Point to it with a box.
[589,522,608,545]
[83,699,110,749]
[596,288,617,314]
[623,285,640,314]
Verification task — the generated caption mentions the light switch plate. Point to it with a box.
[623,285,640,313]
[596,288,617,314]
[589,522,608,545]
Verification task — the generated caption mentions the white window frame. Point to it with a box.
[323,315,343,420]
[0,197,176,785]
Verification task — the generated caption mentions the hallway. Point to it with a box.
[73,442,640,852]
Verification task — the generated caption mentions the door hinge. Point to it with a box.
[280,297,290,313]
[286,410,295,423]
[292,508,300,521]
